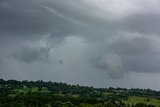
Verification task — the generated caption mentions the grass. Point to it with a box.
[123,96,160,107]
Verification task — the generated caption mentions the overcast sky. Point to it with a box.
[1,0,160,90]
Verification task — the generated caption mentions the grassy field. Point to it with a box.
[123,96,160,107]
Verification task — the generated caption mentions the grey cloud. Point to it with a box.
[91,35,160,76]
[0,0,85,41]
[125,55,160,73]
[92,53,125,78]
[0,0,51,36]
[110,36,158,56]
[121,13,160,35]
[13,46,51,63]
[1,0,160,89]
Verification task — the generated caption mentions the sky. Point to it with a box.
[1,0,160,90]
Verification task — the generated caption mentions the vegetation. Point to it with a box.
[123,96,160,107]
[0,79,160,107]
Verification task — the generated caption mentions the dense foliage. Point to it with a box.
[0,79,159,107]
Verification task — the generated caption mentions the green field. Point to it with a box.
[123,96,160,107]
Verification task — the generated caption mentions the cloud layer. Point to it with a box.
[1,0,160,90]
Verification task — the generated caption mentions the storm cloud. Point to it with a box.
[1,0,160,90]
[13,46,51,63]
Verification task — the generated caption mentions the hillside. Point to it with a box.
[0,79,160,107]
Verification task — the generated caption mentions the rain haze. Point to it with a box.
[0,0,160,90]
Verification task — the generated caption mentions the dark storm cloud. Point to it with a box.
[109,36,158,56]
[125,55,160,73]
[0,0,51,36]
[108,36,160,73]
[1,0,160,89]
[13,46,51,63]
[0,0,85,40]
[91,53,125,78]
[122,13,160,35]
[89,33,160,78]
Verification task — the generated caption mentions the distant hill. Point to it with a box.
[0,79,160,107]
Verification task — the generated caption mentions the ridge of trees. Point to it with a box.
[0,79,159,107]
